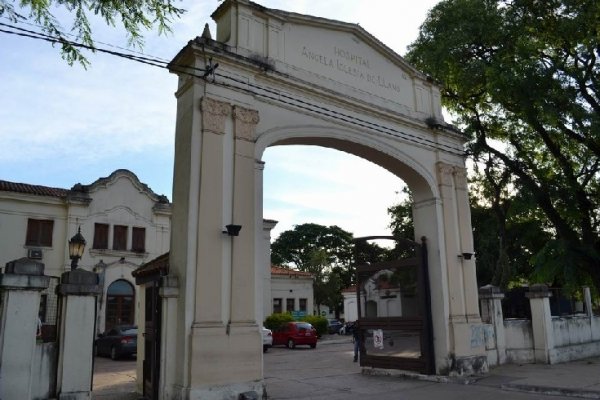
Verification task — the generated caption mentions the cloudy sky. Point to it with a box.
[1,0,442,239]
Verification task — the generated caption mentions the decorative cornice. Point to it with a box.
[200,97,232,135]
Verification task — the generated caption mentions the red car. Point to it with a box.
[272,322,318,349]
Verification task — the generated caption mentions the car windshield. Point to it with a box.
[295,323,312,330]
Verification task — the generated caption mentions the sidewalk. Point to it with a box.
[476,356,600,399]
[320,334,600,398]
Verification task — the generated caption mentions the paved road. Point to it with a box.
[93,356,137,400]
[92,336,584,399]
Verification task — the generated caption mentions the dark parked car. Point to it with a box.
[95,325,137,360]
[272,321,317,349]
[327,319,343,334]
[339,321,357,335]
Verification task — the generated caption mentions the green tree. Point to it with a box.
[1,0,185,66]
[271,223,355,315]
[407,0,600,292]
[271,223,354,273]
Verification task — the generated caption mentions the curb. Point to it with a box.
[361,367,478,385]
[501,384,600,399]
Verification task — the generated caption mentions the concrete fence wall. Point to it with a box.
[480,284,600,367]
[31,342,58,399]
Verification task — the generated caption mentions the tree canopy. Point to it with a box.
[271,223,355,315]
[407,0,600,291]
[0,0,185,66]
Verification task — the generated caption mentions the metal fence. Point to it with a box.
[39,276,60,342]
[501,286,597,319]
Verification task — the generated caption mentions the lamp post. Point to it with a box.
[68,227,86,270]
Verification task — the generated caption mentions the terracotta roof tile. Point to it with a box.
[271,265,313,278]
[132,252,170,278]
[0,180,68,198]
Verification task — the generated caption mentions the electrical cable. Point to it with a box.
[0,23,466,157]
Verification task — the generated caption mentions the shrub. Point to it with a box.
[264,313,293,331]
[302,315,327,336]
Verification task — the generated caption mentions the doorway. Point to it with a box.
[105,279,135,329]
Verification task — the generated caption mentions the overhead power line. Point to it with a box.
[0,22,466,157]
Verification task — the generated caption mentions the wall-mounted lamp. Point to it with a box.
[458,252,474,260]
[223,224,242,237]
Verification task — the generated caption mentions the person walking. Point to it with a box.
[352,322,361,362]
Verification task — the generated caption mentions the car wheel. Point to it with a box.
[263,345,268,353]
[110,346,118,360]
[94,344,99,357]
[287,339,295,349]
[310,343,317,349]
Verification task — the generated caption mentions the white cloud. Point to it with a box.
[1,0,439,239]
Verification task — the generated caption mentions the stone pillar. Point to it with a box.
[436,162,487,374]
[55,269,102,400]
[479,285,506,365]
[169,95,264,399]
[583,287,593,318]
[526,284,554,364]
[159,276,179,400]
[0,258,50,400]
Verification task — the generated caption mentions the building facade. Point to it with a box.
[0,169,171,335]
[269,266,313,317]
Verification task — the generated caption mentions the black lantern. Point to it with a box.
[68,227,86,270]
[224,224,242,237]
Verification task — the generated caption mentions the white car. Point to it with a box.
[262,327,273,352]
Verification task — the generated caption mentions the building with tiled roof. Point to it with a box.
[0,169,171,336]
[268,265,314,317]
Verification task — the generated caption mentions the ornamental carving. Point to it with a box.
[200,97,231,135]
[436,162,455,187]
[454,167,469,190]
[233,105,260,141]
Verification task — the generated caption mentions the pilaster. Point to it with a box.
[454,167,480,321]
[436,162,466,321]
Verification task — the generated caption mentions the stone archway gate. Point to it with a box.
[161,1,487,398]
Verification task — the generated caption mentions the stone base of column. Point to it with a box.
[174,381,265,400]
[58,390,91,400]
[186,322,263,396]
[448,321,489,375]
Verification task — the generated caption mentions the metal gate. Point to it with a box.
[355,236,434,374]
[143,282,161,400]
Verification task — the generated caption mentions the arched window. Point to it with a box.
[105,279,135,330]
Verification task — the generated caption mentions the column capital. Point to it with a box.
[200,97,232,135]
[436,161,455,187]
[233,105,260,141]
[454,167,468,190]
